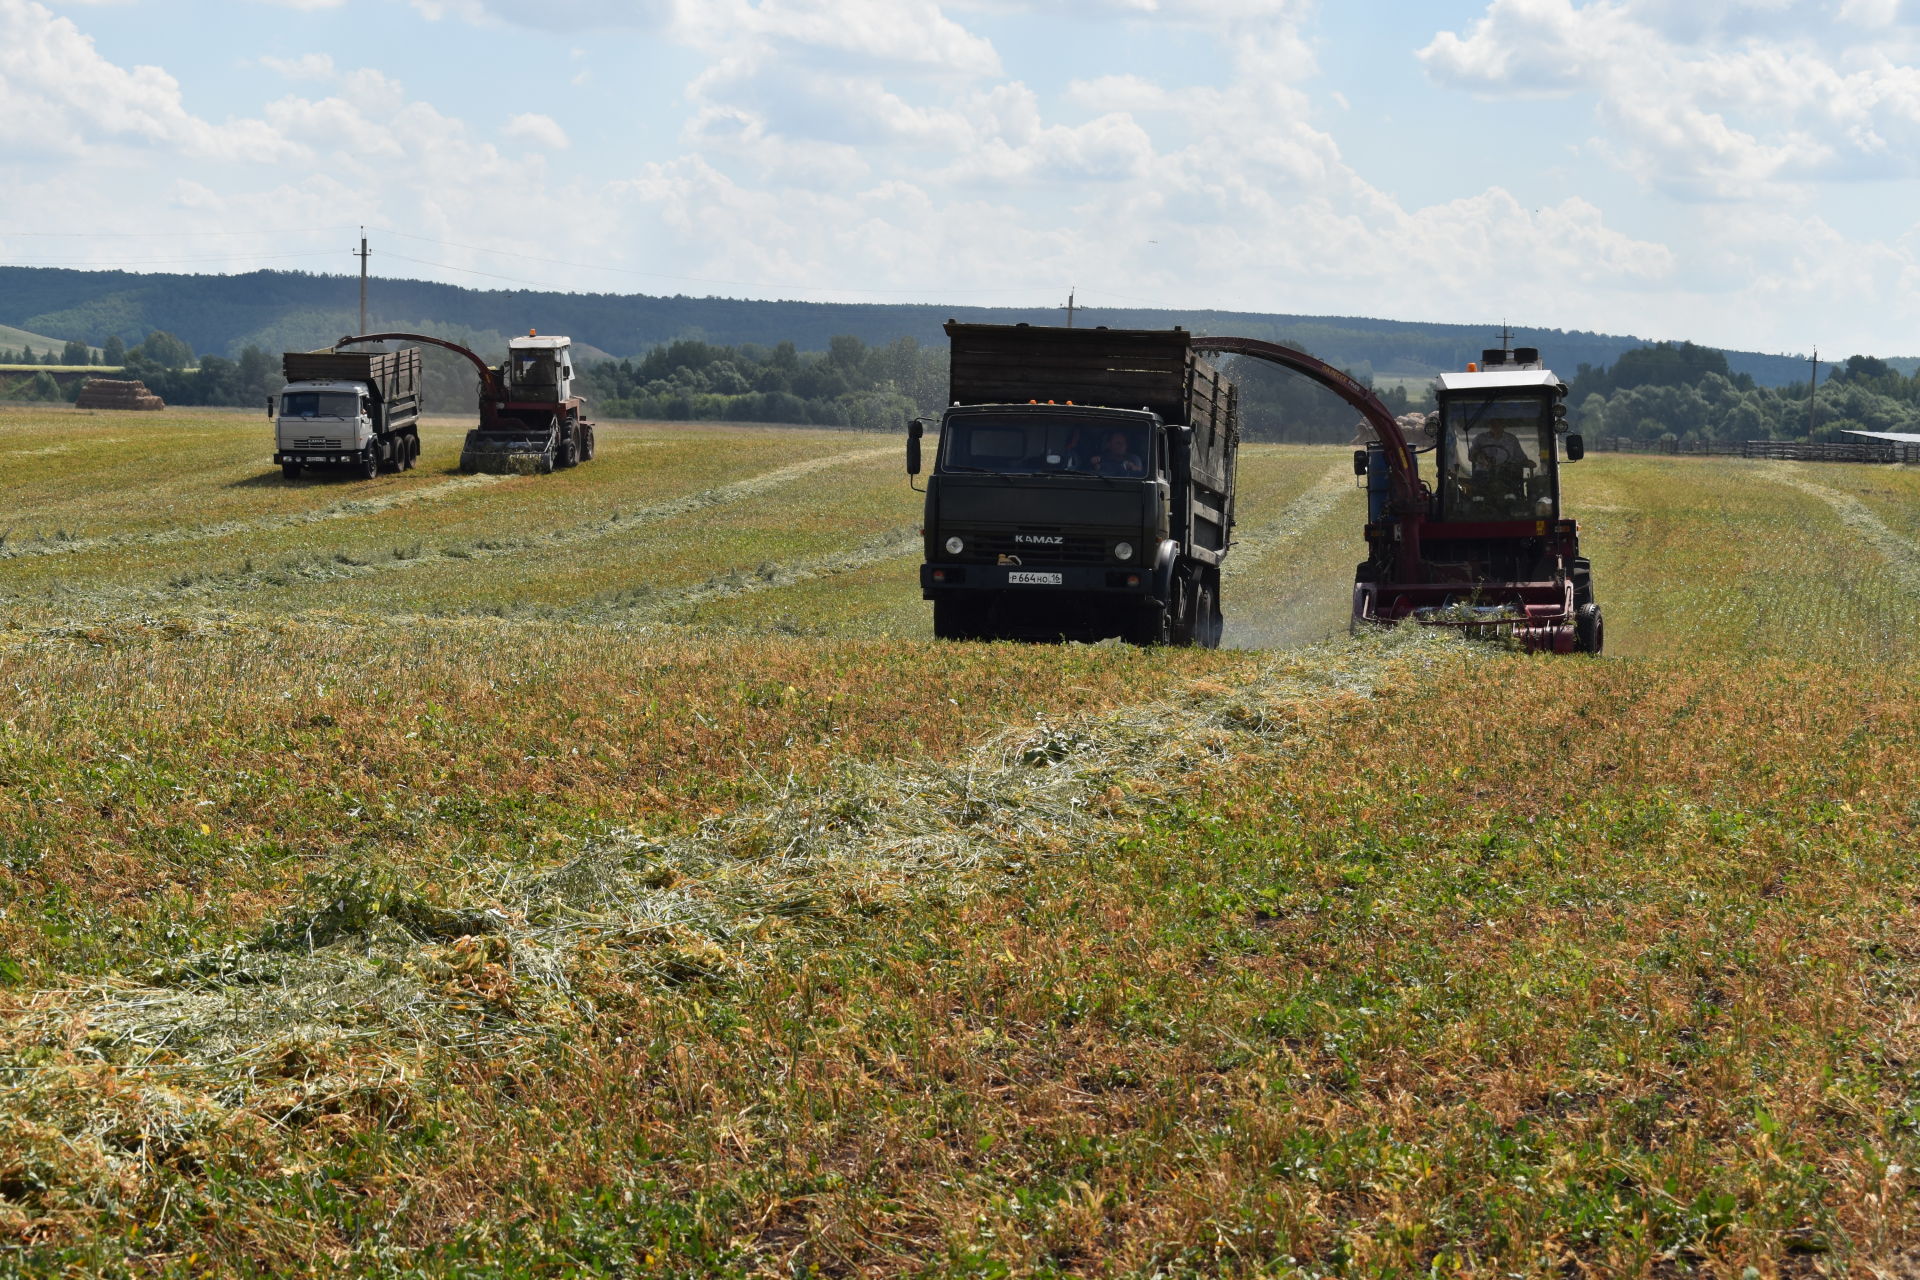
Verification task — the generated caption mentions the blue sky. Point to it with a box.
[4,0,1920,356]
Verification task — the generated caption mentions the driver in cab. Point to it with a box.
[1469,420,1534,476]
[1088,429,1145,476]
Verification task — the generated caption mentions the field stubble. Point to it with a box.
[2,411,1920,1274]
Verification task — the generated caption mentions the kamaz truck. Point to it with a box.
[909,322,1239,646]
[271,347,422,481]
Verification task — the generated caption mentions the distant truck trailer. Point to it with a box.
[271,347,422,481]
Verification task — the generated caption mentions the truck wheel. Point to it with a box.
[581,426,596,461]
[361,450,379,480]
[1125,600,1169,647]
[1195,581,1222,649]
[402,435,417,470]
[933,598,986,641]
[281,461,301,481]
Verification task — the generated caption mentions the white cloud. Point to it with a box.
[257,52,335,79]
[1421,0,1920,196]
[0,0,297,161]
[504,112,571,151]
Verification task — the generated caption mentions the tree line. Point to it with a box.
[1567,342,1920,445]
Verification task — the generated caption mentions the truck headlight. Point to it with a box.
[1114,541,1134,562]
[945,536,965,555]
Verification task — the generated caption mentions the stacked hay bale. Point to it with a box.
[76,378,165,411]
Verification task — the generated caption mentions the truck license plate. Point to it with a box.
[1008,571,1062,585]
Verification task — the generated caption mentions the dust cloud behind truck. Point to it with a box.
[909,322,1239,646]
[271,347,422,481]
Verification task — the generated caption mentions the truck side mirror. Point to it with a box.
[1565,434,1585,462]
[906,418,925,476]
[1353,449,1368,477]
[265,396,275,419]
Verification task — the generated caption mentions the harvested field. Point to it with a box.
[5,405,1920,1277]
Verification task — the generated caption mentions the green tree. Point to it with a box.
[60,339,89,366]
[136,330,195,371]
[102,335,126,366]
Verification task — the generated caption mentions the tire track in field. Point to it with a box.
[1764,463,1920,594]
[0,472,511,561]
[29,447,895,607]
[1220,460,1360,650]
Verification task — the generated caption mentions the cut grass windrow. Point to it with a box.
[0,630,1445,1261]
[13,446,895,610]
[0,473,511,562]
[1766,462,1920,593]
[566,527,923,623]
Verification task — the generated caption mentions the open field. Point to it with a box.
[6,406,1920,1276]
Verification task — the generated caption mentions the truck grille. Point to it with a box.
[289,436,344,449]
[965,534,1112,565]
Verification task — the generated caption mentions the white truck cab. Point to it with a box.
[277,379,374,454]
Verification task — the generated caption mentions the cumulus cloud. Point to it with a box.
[0,0,296,161]
[503,112,571,151]
[1421,0,1920,196]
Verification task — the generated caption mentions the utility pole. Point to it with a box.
[355,228,371,336]
[1808,345,1820,439]
[1062,287,1076,328]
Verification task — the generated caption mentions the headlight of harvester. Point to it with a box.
[1113,541,1135,562]
[945,536,965,555]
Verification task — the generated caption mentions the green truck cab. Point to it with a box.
[910,322,1238,645]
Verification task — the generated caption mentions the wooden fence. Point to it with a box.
[1589,436,1920,463]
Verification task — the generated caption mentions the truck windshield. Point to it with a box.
[280,392,360,419]
[941,416,1150,477]
[1438,396,1554,520]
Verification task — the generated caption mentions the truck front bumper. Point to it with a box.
[274,449,371,465]
[920,562,1158,601]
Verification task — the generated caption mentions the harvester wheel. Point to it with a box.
[281,461,300,481]
[1575,603,1604,654]
[559,425,579,469]
[581,426,596,461]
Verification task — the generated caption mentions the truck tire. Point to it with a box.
[1195,578,1222,649]
[1125,600,1170,647]
[281,461,301,481]
[402,434,417,470]
[933,597,980,641]
[360,450,379,480]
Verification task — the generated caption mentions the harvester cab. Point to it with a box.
[504,335,575,404]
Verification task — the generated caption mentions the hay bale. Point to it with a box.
[75,378,165,411]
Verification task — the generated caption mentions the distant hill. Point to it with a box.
[0,320,99,358]
[0,265,1887,389]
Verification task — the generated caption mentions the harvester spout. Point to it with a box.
[1192,335,1425,579]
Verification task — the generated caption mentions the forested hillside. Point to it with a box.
[0,265,1866,388]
